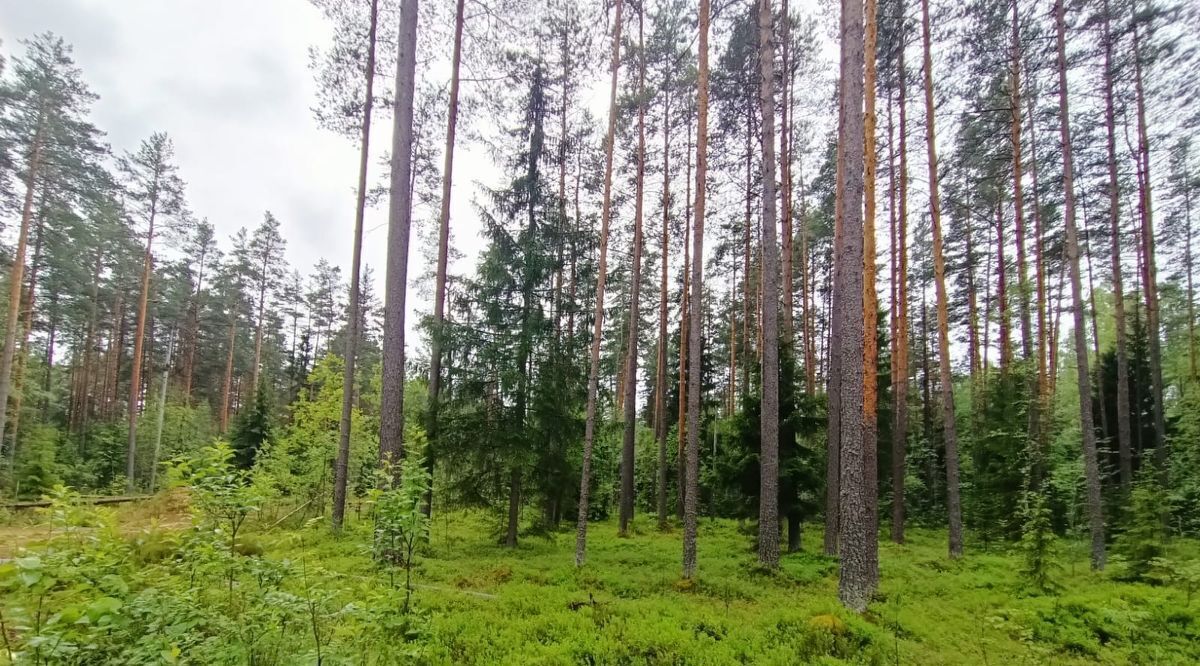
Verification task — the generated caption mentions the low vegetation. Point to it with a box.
[2,478,1197,665]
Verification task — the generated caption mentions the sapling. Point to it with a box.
[369,426,430,613]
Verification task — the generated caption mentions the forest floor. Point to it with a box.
[2,498,1198,664]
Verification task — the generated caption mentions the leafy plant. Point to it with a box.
[369,425,431,612]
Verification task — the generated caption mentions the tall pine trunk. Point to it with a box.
[1054,0,1106,570]
[332,0,380,530]
[921,0,964,558]
[683,0,710,580]
[891,29,910,544]
[378,0,420,465]
[1010,0,1033,366]
[835,0,871,610]
[575,0,624,566]
[655,68,672,529]
[861,0,880,587]
[126,195,158,493]
[619,8,647,536]
[756,0,781,569]
[1131,6,1167,476]
[0,116,43,471]
[677,115,693,522]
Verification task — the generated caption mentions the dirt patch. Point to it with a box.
[0,489,193,558]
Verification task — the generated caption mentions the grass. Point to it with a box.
[3,501,1198,664]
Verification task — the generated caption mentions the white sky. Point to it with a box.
[0,0,507,349]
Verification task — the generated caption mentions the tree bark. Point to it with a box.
[126,187,159,493]
[1026,81,1049,466]
[0,117,42,472]
[575,0,624,566]
[1054,0,1106,570]
[619,6,647,537]
[677,114,692,522]
[861,0,880,587]
[683,0,710,580]
[835,0,871,610]
[921,0,964,558]
[756,0,782,569]
[333,0,380,530]
[220,317,236,433]
[378,0,420,465]
[891,30,910,544]
[655,65,672,530]
[1131,5,1167,477]
[780,0,795,347]
[1009,0,1033,368]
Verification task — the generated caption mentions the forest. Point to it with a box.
[1,0,1199,662]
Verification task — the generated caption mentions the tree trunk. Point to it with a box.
[1054,0,1106,570]
[378,0,420,465]
[332,0,380,530]
[126,195,158,493]
[655,70,672,530]
[1009,0,1033,367]
[835,0,871,610]
[0,117,42,470]
[861,0,880,588]
[1131,6,1167,477]
[220,317,236,433]
[683,0,710,580]
[9,209,46,456]
[1026,80,1049,465]
[780,0,795,347]
[756,0,782,569]
[418,0,464,521]
[619,7,647,537]
[575,0,624,566]
[677,114,692,522]
[824,97,845,559]
[891,30,910,544]
[921,0,964,559]
[996,193,1011,370]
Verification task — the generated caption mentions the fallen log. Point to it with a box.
[2,495,153,510]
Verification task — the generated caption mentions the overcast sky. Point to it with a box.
[0,0,501,352]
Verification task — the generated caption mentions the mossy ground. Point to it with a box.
[269,510,1197,665]
[3,502,1197,664]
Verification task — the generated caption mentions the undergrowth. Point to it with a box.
[1,491,1197,665]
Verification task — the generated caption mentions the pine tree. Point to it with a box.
[756,0,781,569]
[379,0,419,466]
[120,132,186,492]
[1053,0,1106,571]
[576,0,624,567]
